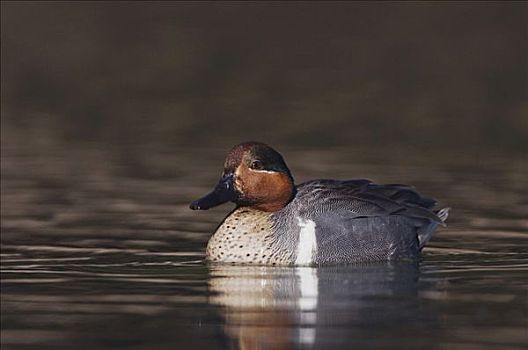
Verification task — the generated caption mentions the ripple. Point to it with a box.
[1,244,148,254]
[2,146,528,350]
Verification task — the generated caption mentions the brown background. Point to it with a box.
[2,1,527,152]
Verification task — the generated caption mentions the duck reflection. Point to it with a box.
[208,263,424,350]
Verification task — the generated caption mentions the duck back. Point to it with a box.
[271,179,449,265]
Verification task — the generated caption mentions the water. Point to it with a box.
[1,143,527,349]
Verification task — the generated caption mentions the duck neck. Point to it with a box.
[244,175,295,213]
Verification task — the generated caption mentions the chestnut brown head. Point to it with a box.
[190,142,295,212]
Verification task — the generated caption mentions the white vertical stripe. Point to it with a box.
[296,218,317,265]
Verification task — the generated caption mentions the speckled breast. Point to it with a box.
[206,208,294,265]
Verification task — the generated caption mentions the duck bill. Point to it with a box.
[190,174,236,210]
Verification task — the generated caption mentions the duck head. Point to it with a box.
[190,142,295,212]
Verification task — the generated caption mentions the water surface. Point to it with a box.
[1,144,527,349]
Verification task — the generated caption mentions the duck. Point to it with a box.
[190,142,449,266]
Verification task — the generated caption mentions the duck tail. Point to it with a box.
[435,207,450,226]
[418,207,450,249]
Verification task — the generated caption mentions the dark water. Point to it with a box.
[2,2,527,348]
[1,143,527,350]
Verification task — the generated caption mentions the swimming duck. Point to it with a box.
[190,142,448,266]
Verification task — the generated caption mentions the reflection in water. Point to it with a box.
[1,145,527,349]
[209,263,428,349]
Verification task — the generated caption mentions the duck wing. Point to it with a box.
[295,179,443,224]
[293,180,449,250]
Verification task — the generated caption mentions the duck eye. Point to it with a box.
[250,160,264,170]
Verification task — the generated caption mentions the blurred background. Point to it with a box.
[2,1,527,153]
[2,3,528,350]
